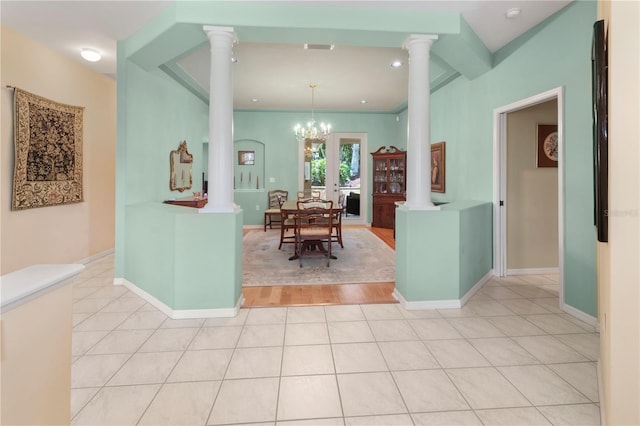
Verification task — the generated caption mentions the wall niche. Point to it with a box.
[234,139,264,190]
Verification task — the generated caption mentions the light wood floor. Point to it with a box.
[242,226,397,307]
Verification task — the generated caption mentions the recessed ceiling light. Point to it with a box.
[360,100,368,104]
[80,48,101,62]
[505,8,521,19]
[391,60,403,68]
[304,43,335,50]
[250,98,259,103]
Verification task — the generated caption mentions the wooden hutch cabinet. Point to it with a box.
[371,146,406,229]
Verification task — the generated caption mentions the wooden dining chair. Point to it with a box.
[295,199,334,267]
[278,205,297,249]
[329,207,344,248]
[264,189,288,231]
[296,189,322,201]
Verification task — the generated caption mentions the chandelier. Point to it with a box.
[294,84,331,142]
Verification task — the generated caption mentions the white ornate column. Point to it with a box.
[403,34,439,210]
[200,26,237,213]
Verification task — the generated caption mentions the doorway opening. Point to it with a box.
[493,87,565,306]
[299,132,368,225]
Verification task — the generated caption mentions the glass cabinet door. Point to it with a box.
[373,158,388,194]
[389,158,405,194]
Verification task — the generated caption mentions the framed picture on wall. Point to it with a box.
[431,141,445,193]
[238,150,255,165]
[537,124,558,168]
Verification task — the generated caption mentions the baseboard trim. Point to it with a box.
[460,271,493,306]
[244,225,262,230]
[507,267,559,276]
[76,248,114,265]
[116,278,243,319]
[393,270,493,311]
[561,301,598,327]
[393,290,461,310]
[172,295,244,319]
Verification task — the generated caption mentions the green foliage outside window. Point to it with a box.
[310,142,360,187]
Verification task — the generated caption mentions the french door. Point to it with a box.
[309,133,368,224]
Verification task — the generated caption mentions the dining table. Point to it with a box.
[279,199,343,261]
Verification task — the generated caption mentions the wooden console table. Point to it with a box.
[164,196,207,208]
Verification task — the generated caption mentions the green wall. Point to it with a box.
[125,203,242,310]
[125,63,209,204]
[395,201,492,302]
[429,0,597,315]
[232,110,403,224]
[116,57,242,311]
[116,0,598,317]
[115,56,209,277]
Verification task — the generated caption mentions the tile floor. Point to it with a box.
[71,255,601,425]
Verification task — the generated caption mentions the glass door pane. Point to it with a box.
[310,141,327,200]
[339,138,361,218]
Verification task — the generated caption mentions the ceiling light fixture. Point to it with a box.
[250,98,259,102]
[293,84,331,142]
[360,100,368,104]
[80,48,101,62]
[304,43,335,51]
[505,8,521,19]
[391,60,403,68]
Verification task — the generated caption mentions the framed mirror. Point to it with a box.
[170,140,193,192]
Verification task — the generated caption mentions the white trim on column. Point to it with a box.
[561,302,598,327]
[393,270,492,310]
[117,278,244,319]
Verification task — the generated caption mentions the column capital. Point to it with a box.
[203,26,238,43]
[403,34,438,50]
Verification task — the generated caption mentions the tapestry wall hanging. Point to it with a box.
[11,88,84,210]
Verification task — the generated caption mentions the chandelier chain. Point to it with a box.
[294,83,331,142]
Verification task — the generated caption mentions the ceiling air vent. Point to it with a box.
[304,43,335,50]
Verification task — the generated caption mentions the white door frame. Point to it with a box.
[331,132,368,225]
[300,133,368,224]
[493,87,564,304]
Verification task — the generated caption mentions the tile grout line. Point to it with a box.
[71,267,143,422]
[134,316,209,425]
[366,306,418,424]
[327,305,353,425]
[70,255,599,425]
[204,309,249,425]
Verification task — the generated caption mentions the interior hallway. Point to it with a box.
[70,248,601,425]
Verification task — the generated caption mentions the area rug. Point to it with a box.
[243,228,395,286]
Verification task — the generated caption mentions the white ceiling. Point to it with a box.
[1,0,572,111]
[178,43,419,111]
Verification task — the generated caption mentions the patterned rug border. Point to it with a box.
[242,228,395,287]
